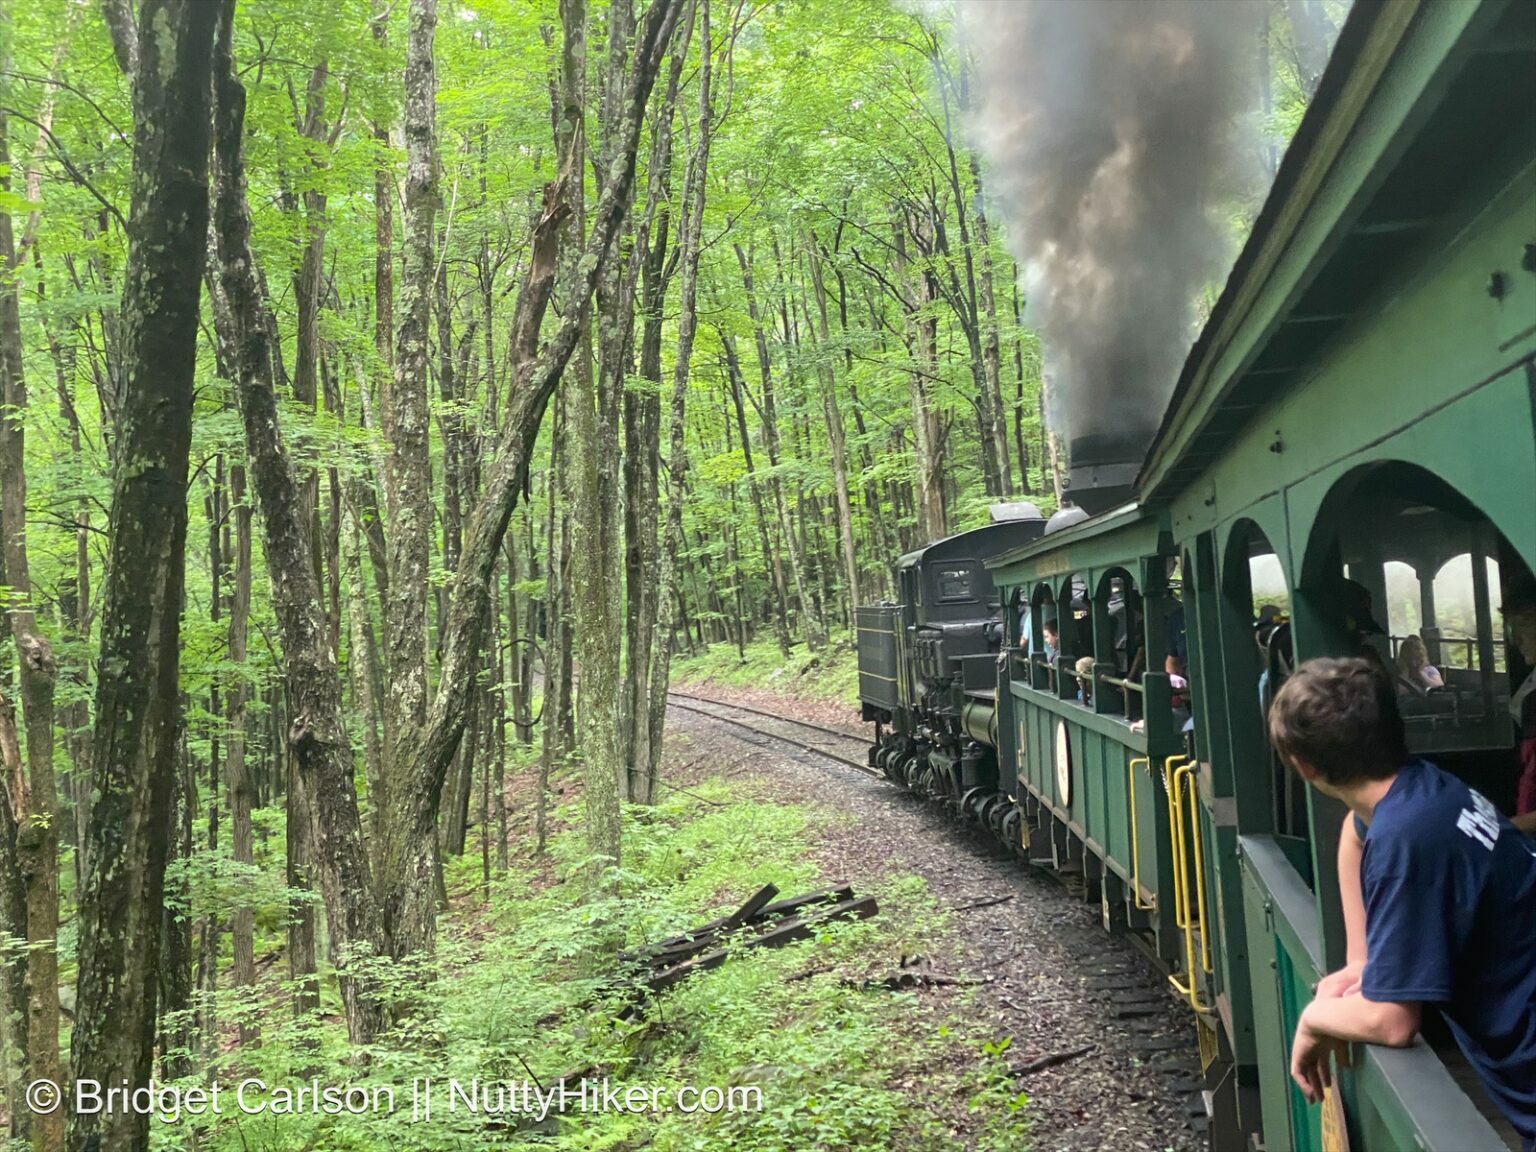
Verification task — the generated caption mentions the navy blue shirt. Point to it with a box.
[1358,760,1536,1144]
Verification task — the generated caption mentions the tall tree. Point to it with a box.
[0,38,64,1152]
[379,0,440,954]
[643,0,713,804]
[70,4,224,1150]
[208,8,390,1043]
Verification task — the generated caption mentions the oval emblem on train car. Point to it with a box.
[1054,718,1072,805]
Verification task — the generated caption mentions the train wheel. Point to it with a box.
[1001,806,1024,855]
[987,796,1009,840]
[975,792,1003,833]
[959,787,987,822]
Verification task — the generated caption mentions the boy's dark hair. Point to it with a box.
[1268,656,1409,785]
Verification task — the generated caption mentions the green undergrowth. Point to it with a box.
[671,631,861,709]
[145,779,1029,1151]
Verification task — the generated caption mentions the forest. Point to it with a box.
[0,0,1340,1149]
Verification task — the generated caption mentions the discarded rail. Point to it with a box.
[617,882,879,1018]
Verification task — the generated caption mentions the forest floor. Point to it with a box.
[172,642,1200,1151]
[669,632,863,715]
[654,660,1205,1152]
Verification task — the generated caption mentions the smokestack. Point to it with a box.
[956,0,1265,491]
[1066,432,1141,515]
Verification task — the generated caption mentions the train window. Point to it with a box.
[936,564,975,603]
[1096,570,1144,721]
[1061,573,1094,704]
[1307,461,1532,818]
[1223,522,1308,844]
[1031,583,1058,693]
[1010,589,1033,682]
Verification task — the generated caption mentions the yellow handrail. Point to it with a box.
[1127,757,1154,910]
[1162,756,1190,930]
[1163,755,1213,1013]
[1177,762,1215,977]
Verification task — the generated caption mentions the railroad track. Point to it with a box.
[664,691,879,778]
[666,685,1210,1140]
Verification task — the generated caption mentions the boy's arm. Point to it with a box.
[1513,810,1536,836]
[1303,993,1419,1047]
[1316,813,1366,998]
[1291,994,1421,1104]
[1339,812,1367,968]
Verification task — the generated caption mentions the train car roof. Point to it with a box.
[1138,0,1535,502]
[985,502,1166,586]
[895,514,1045,571]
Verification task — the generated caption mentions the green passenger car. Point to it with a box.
[988,0,1536,1147]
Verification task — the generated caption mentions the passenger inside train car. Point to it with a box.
[1271,658,1536,1149]
[1396,633,1445,694]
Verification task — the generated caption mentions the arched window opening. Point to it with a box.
[1095,569,1144,721]
[1225,522,1305,844]
[1430,554,1505,674]
[1010,587,1033,682]
[1383,560,1423,640]
[1164,556,1191,731]
[1306,461,1534,817]
[1060,573,1094,705]
[1030,582,1058,693]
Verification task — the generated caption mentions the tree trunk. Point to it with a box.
[158,740,195,1080]
[377,0,680,945]
[0,692,31,1144]
[722,336,791,654]
[1286,0,1333,97]
[734,243,824,650]
[624,0,693,806]
[70,6,223,1150]
[643,0,712,805]
[894,214,947,543]
[971,161,1013,495]
[209,17,389,1043]
[379,0,440,957]
[0,75,64,1152]
[559,0,627,873]
[804,237,861,622]
[226,464,258,1047]
[285,751,320,1021]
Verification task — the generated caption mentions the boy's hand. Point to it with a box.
[1314,962,1363,1000]
[1290,1013,1347,1105]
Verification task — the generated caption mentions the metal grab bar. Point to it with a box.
[1164,755,1214,1013]
[1178,762,1215,977]
[1128,757,1154,910]
[1101,675,1145,694]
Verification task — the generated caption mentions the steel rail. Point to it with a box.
[665,692,880,779]
[666,689,870,743]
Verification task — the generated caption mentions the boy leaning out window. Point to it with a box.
[1269,657,1536,1151]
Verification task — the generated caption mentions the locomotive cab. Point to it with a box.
[857,506,1045,822]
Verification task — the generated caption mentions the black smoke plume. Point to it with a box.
[956,0,1265,460]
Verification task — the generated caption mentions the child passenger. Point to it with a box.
[1270,657,1536,1149]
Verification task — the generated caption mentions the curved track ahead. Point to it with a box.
[665,686,1210,1144]
[664,691,878,778]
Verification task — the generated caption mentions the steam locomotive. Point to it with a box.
[855,1,1536,1148]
